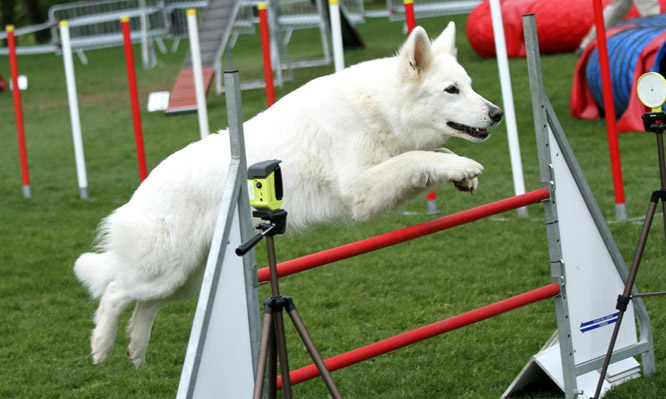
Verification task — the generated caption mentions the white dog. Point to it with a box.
[74,23,502,368]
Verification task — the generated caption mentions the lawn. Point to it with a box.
[1,12,666,399]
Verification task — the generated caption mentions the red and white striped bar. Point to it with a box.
[277,283,561,388]
[257,188,550,282]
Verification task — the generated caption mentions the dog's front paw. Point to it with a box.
[440,156,482,192]
[443,157,483,181]
[454,176,478,192]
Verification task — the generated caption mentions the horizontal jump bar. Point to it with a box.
[278,282,561,388]
[257,188,550,282]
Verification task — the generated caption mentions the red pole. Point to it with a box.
[404,0,416,34]
[6,25,32,197]
[257,188,550,282]
[277,283,560,388]
[258,2,275,107]
[426,189,438,214]
[121,16,148,182]
[591,0,625,219]
[402,1,439,214]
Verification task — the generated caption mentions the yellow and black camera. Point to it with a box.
[236,160,287,256]
[247,159,283,211]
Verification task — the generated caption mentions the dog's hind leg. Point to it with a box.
[91,281,133,365]
[126,298,167,369]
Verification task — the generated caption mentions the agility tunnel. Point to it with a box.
[465,0,664,58]
[572,13,666,132]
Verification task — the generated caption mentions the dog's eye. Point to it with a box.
[444,85,459,94]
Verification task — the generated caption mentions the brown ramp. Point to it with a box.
[165,0,241,114]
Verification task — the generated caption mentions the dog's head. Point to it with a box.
[397,23,503,144]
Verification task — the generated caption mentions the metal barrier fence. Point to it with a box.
[2,0,477,68]
[48,0,169,66]
[386,0,480,21]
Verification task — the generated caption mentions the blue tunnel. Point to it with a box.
[585,14,666,116]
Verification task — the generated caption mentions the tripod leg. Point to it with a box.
[253,312,274,399]
[592,311,627,399]
[273,310,293,399]
[660,199,666,246]
[656,132,666,243]
[287,305,343,399]
[593,199,658,399]
[268,328,277,399]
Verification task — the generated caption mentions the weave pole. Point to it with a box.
[329,0,345,72]
[257,188,550,282]
[121,16,148,182]
[60,20,89,200]
[6,25,31,198]
[426,190,438,215]
[186,9,210,140]
[404,0,416,33]
[592,0,626,220]
[277,283,561,388]
[489,0,527,218]
[257,3,275,107]
[401,0,440,215]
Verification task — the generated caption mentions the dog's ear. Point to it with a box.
[432,21,457,58]
[399,26,434,76]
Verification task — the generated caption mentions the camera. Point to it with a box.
[247,159,283,211]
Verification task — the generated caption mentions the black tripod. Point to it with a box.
[592,112,666,399]
[236,209,342,399]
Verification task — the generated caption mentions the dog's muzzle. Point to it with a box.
[446,121,490,140]
[446,107,503,140]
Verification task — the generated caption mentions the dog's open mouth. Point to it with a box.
[447,121,490,140]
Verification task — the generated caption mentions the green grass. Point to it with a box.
[1,14,666,398]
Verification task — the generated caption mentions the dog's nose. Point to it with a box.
[489,107,504,123]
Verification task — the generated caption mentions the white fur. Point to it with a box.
[74,23,502,368]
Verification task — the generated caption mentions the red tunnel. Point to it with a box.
[465,0,657,58]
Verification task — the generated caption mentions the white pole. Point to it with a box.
[266,1,285,87]
[187,9,210,140]
[138,0,151,69]
[489,0,527,217]
[59,20,89,200]
[329,0,345,72]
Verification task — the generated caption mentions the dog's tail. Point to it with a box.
[74,252,116,299]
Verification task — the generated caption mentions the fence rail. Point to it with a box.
[277,283,561,388]
[257,188,551,282]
